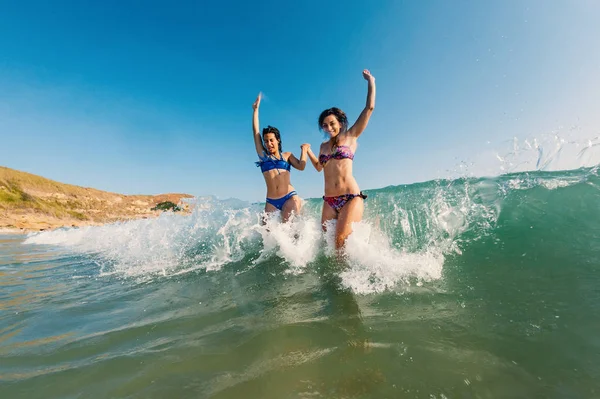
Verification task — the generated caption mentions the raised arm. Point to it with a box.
[287,143,310,171]
[347,69,376,138]
[252,94,265,156]
[307,147,323,172]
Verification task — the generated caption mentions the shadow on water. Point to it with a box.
[204,255,386,399]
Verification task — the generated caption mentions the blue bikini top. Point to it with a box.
[256,152,291,173]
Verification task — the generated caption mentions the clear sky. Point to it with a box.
[1,0,599,201]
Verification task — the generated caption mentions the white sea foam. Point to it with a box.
[25,198,260,278]
[340,221,444,294]
[25,132,597,292]
[23,180,500,293]
[254,212,322,273]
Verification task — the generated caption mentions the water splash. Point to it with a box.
[23,133,600,293]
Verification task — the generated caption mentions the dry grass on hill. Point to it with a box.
[0,166,193,232]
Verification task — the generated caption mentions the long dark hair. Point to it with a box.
[262,125,282,153]
[318,108,348,149]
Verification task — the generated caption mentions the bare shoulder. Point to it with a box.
[282,151,292,160]
[319,141,329,153]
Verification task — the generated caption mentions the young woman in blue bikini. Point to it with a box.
[253,94,310,222]
[307,69,376,249]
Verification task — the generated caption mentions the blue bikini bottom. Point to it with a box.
[266,191,297,210]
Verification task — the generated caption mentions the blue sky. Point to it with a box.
[1,0,599,201]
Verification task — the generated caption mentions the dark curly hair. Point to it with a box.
[318,108,348,149]
[262,125,282,153]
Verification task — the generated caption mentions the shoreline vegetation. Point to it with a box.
[0,166,194,234]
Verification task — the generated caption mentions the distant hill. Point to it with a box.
[0,166,194,231]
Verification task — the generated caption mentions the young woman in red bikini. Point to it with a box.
[306,69,376,249]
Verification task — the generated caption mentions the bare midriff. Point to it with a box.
[263,170,295,199]
[322,158,360,197]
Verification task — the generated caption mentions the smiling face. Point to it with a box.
[318,108,348,140]
[263,133,280,155]
[321,115,341,137]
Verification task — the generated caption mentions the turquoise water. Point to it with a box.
[1,167,600,398]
